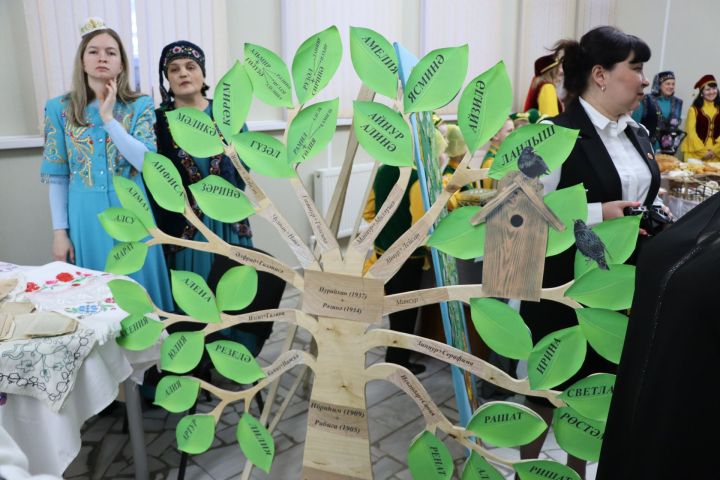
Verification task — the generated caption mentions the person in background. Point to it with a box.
[680,74,720,162]
[518,25,667,479]
[154,40,253,282]
[524,53,564,117]
[41,18,172,311]
[480,116,517,189]
[632,70,683,152]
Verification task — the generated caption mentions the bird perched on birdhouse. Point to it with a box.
[517,146,550,178]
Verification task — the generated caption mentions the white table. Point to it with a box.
[0,261,159,478]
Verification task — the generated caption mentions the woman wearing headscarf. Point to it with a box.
[154,41,253,281]
[523,54,564,117]
[680,74,720,161]
[632,70,683,152]
[41,18,172,310]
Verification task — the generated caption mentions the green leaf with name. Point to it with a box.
[353,101,412,167]
[566,264,636,310]
[545,184,588,256]
[489,124,579,180]
[558,373,616,421]
[213,61,253,141]
[349,26,398,98]
[458,61,513,154]
[105,242,148,275]
[161,331,205,373]
[404,45,468,113]
[176,414,215,454]
[170,270,221,323]
[142,152,186,214]
[107,279,154,314]
[407,430,454,480]
[232,132,295,178]
[292,26,342,105]
[216,265,258,311]
[552,406,605,461]
[461,452,505,480]
[113,176,155,229]
[514,460,581,480]
[244,43,294,108]
[206,340,266,384]
[469,298,533,360]
[575,308,628,364]
[236,413,275,473]
[426,206,486,259]
[466,401,546,448]
[188,175,254,223]
[154,375,200,413]
[166,107,223,157]
[98,207,148,242]
[287,98,339,164]
[116,313,164,351]
[574,215,641,278]
[527,326,586,390]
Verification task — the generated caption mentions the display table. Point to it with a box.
[0,261,159,478]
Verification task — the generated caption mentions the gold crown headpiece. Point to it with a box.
[80,17,107,37]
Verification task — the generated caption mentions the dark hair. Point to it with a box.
[555,26,651,99]
[692,83,720,109]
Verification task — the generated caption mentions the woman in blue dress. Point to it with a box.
[632,70,684,152]
[153,41,253,281]
[41,18,173,311]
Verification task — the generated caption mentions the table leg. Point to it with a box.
[123,379,149,480]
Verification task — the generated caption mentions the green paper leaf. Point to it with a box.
[206,340,266,384]
[213,61,253,140]
[527,326,586,390]
[469,298,533,360]
[544,184,588,256]
[232,132,295,178]
[566,264,636,310]
[558,373,615,421]
[514,459,581,480]
[107,279,154,314]
[461,452,505,480]
[349,26,398,98]
[170,270,221,323]
[404,45,468,113]
[105,242,148,275]
[161,331,205,373]
[466,401,546,448]
[176,414,215,454]
[458,61,513,154]
[154,375,200,413]
[142,152,186,214]
[292,26,342,105]
[407,430,454,480]
[236,412,275,473]
[188,175,254,223]
[575,308,628,364]
[112,176,155,228]
[353,101,412,167]
[287,98,339,164]
[552,406,605,461]
[244,43,293,107]
[426,206,486,259]
[216,265,258,311]
[574,215,641,277]
[98,207,148,242]
[166,107,224,157]
[489,124,579,180]
[116,313,164,350]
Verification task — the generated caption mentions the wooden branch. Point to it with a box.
[289,177,342,265]
[206,308,318,336]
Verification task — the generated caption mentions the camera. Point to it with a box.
[623,205,674,235]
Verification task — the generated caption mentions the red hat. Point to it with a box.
[534,54,560,76]
[694,74,717,90]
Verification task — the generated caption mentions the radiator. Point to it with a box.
[313,163,374,238]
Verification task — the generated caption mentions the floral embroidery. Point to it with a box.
[25,282,40,293]
[25,271,106,293]
[56,272,74,282]
[43,115,62,164]
[66,122,94,187]
[63,300,117,318]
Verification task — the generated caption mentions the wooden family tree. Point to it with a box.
[101,26,641,480]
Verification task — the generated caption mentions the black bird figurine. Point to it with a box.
[573,219,609,270]
[517,146,550,178]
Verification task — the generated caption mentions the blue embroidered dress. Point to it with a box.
[41,95,173,311]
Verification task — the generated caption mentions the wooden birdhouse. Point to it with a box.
[470,171,564,301]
